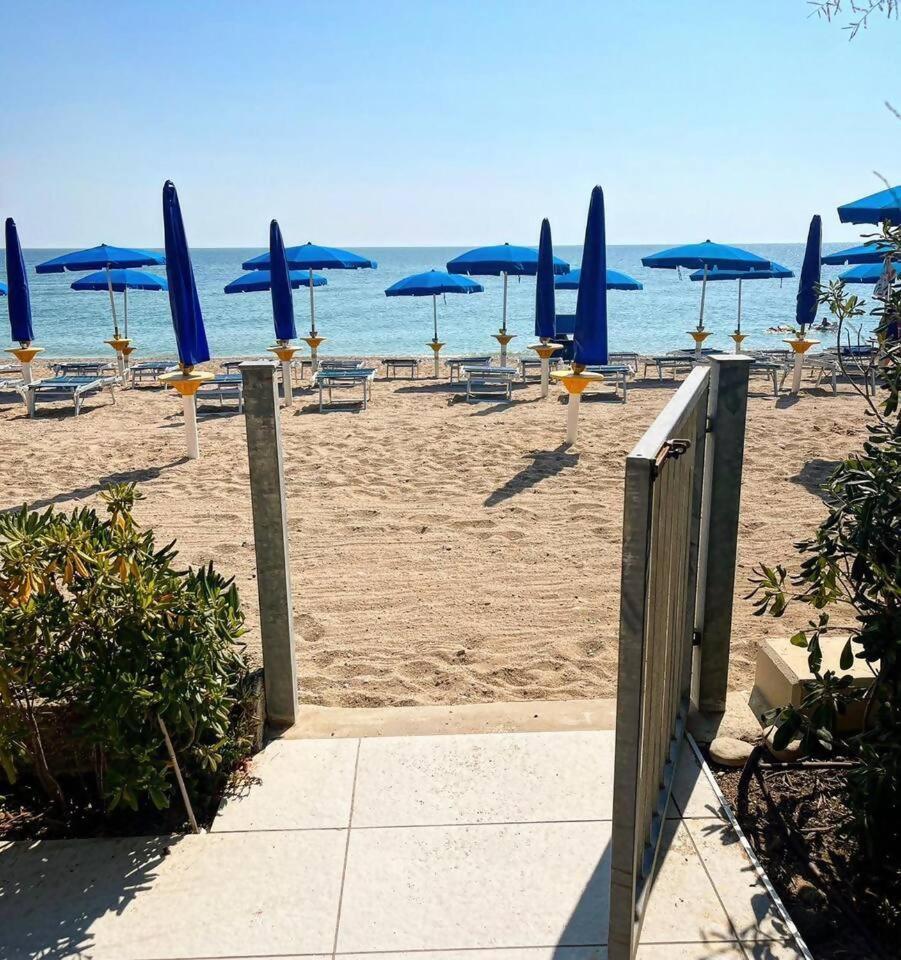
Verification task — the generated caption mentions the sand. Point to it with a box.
[1,357,870,708]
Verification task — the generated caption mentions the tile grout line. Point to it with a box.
[212,815,615,834]
[331,737,363,960]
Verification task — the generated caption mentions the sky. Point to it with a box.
[2,0,899,247]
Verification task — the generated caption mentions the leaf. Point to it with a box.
[790,632,808,648]
[839,638,854,671]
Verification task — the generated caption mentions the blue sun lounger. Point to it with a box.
[130,360,179,386]
[196,374,244,412]
[19,375,118,416]
[312,366,376,411]
[50,360,116,379]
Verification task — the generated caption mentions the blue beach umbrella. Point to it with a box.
[838,185,901,225]
[243,241,376,337]
[796,215,822,334]
[162,180,210,370]
[447,242,570,334]
[70,269,167,340]
[555,267,643,291]
[268,220,297,343]
[534,219,556,341]
[224,270,326,294]
[36,243,166,339]
[385,269,483,343]
[573,185,609,367]
[821,241,895,265]
[689,262,794,335]
[642,240,771,332]
[839,261,899,284]
[4,218,35,345]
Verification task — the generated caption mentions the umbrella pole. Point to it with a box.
[183,392,200,459]
[123,286,128,341]
[432,296,441,377]
[309,268,316,336]
[688,265,711,358]
[498,272,510,366]
[730,278,747,353]
[106,266,120,339]
[105,266,128,380]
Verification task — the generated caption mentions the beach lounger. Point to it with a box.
[519,355,562,381]
[130,360,179,386]
[19,375,117,416]
[747,359,781,397]
[381,357,420,379]
[50,360,115,378]
[313,367,376,412]
[445,356,492,382]
[583,364,632,401]
[608,351,640,374]
[641,353,697,380]
[463,364,516,402]
[196,374,244,412]
[0,363,22,377]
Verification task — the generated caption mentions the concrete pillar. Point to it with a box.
[695,354,753,713]
[240,361,298,727]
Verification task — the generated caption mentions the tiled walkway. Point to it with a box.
[0,730,807,959]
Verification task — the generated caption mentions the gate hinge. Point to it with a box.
[692,629,702,647]
[653,438,691,476]
[705,415,714,434]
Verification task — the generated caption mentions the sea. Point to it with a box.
[5,244,871,359]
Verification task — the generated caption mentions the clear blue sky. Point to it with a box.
[2,0,898,247]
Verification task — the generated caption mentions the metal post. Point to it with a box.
[540,356,550,398]
[240,361,298,727]
[281,359,294,406]
[105,265,119,338]
[565,393,581,445]
[309,268,316,336]
[182,394,200,460]
[695,354,753,712]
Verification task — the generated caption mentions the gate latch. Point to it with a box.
[653,438,691,475]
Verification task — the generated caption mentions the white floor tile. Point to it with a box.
[212,736,358,831]
[337,950,606,959]
[353,730,616,827]
[1,831,347,959]
[685,819,792,942]
[671,745,725,820]
[639,820,735,944]
[337,820,611,953]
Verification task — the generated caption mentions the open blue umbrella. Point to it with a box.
[268,220,296,343]
[573,186,609,367]
[386,269,483,372]
[5,218,34,345]
[689,262,794,337]
[534,220,556,341]
[838,185,901,225]
[224,270,326,294]
[555,267,643,291]
[36,243,166,340]
[642,240,772,339]
[821,241,895,265]
[243,241,376,338]
[447,242,570,334]
[162,180,210,370]
[839,261,899,284]
[796,215,822,334]
[70,269,167,340]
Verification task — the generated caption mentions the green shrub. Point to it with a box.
[0,484,252,817]
[747,223,901,856]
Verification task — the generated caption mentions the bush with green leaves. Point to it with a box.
[748,223,901,856]
[0,484,253,817]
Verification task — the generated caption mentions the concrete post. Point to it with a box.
[240,361,298,727]
[695,354,753,713]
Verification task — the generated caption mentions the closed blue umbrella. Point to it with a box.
[162,180,210,370]
[821,241,895,265]
[838,185,901,225]
[689,262,794,338]
[243,241,376,338]
[796,215,822,334]
[573,185,609,367]
[447,242,570,336]
[224,270,326,293]
[4,218,34,345]
[534,220,556,341]
[71,268,167,340]
[385,270,483,362]
[555,267,643,291]
[36,243,166,340]
[268,220,296,343]
[0,282,6,296]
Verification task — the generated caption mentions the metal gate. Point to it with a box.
[608,366,711,959]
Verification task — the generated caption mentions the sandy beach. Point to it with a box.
[1,359,869,708]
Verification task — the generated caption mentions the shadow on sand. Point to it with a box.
[485,444,579,506]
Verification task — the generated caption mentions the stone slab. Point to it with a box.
[212,736,358,831]
[336,820,611,954]
[353,730,616,827]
